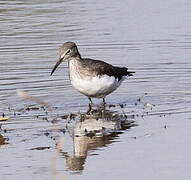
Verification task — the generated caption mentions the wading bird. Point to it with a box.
[51,42,134,104]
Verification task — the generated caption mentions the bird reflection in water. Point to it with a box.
[60,105,136,172]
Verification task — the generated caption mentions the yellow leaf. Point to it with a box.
[0,117,9,121]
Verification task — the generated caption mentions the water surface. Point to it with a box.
[0,0,191,179]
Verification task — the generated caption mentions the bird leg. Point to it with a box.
[86,97,94,114]
[87,103,92,114]
[102,98,106,108]
[102,98,106,104]
[88,97,93,104]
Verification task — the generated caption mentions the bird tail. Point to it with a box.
[127,69,135,76]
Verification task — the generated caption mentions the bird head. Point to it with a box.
[50,42,80,75]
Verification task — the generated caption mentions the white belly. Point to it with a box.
[69,60,125,98]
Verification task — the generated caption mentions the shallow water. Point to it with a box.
[0,0,191,179]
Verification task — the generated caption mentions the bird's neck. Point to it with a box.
[68,57,83,69]
[72,48,82,59]
[68,58,83,80]
[73,53,81,60]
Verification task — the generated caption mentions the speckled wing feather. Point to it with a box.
[82,58,135,81]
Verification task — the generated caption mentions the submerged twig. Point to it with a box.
[51,137,66,180]
[17,90,66,179]
[17,90,53,111]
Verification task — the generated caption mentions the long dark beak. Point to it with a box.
[50,57,63,76]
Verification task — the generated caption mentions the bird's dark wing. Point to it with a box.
[82,58,135,81]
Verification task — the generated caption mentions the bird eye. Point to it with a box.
[66,49,71,54]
